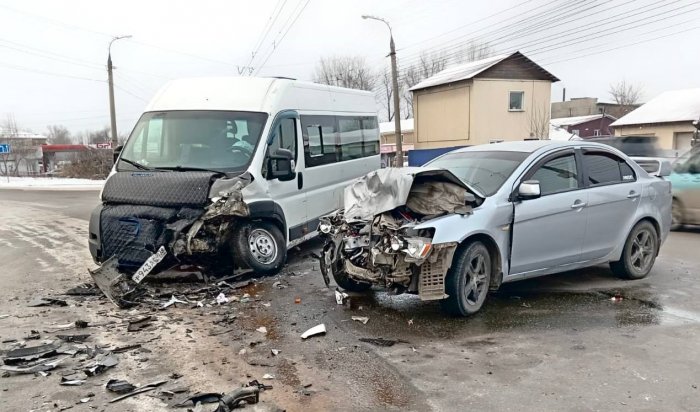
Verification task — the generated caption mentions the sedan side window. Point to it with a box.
[530,154,578,196]
[583,152,635,185]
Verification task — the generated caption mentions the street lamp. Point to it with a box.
[107,35,132,149]
[362,15,403,167]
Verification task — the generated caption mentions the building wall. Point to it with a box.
[413,82,471,149]
[469,79,552,144]
[613,121,696,155]
[380,131,415,145]
[566,117,615,138]
[551,98,598,118]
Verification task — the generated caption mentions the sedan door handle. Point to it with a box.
[627,191,641,199]
[571,201,587,209]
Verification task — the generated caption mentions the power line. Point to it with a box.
[246,0,288,71]
[254,0,311,75]
[0,61,105,82]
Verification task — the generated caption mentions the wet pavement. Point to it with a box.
[1,189,700,411]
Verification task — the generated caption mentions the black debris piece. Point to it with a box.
[106,379,137,394]
[216,386,261,412]
[359,337,403,347]
[74,320,89,329]
[111,344,141,353]
[108,380,168,403]
[3,342,60,364]
[174,392,222,407]
[56,334,90,343]
[23,330,41,340]
[0,357,66,375]
[27,297,68,307]
[64,284,101,296]
[169,372,183,379]
[84,354,119,376]
[127,316,153,332]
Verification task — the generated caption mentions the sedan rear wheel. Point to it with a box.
[610,221,658,280]
[441,241,491,317]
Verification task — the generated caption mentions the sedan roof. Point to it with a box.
[452,140,607,153]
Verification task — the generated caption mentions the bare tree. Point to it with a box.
[399,42,492,118]
[528,102,551,139]
[609,80,643,107]
[312,56,377,91]
[0,115,40,176]
[47,125,72,144]
[378,70,395,121]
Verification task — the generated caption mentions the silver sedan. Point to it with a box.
[319,141,672,317]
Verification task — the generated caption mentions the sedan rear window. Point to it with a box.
[583,152,635,185]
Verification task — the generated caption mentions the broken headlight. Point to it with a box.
[404,238,432,259]
[390,236,404,251]
[319,222,332,234]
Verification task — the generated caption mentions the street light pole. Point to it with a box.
[362,15,403,167]
[107,35,131,149]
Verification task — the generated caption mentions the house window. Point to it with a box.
[594,129,601,136]
[572,129,580,136]
[509,91,524,111]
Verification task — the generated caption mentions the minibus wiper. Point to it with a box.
[119,157,153,171]
[155,165,226,174]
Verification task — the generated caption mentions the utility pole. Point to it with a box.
[107,35,131,149]
[363,15,403,167]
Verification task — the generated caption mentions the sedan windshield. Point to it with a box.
[118,111,268,173]
[426,150,528,196]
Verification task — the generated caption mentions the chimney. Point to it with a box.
[562,87,566,102]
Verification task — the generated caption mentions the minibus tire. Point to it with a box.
[234,221,286,275]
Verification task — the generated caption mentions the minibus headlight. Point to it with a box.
[319,223,332,234]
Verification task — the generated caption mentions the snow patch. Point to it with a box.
[0,177,104,190]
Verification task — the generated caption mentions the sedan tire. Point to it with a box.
[610,220,658,280]
[441,241,491,317]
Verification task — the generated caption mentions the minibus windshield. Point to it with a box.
[118,111,268,173]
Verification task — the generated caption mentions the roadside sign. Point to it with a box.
[0,144,10,154]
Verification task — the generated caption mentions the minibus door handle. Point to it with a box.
[297,172,303,190]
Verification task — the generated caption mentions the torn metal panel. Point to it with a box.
[88,257,138,309]
[343,168,481,223]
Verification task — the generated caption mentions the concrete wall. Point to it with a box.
[613,121,696,154]
[551,98,598,118]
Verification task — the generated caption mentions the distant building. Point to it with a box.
[550,114,617,138]
[611,87,700,155]
[410,51,559,149]
[551,97,639,119]
[379,118,414,167]
[0,129,47,176]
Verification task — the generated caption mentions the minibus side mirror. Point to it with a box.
[268,148,296,181]
[113,145,124,164]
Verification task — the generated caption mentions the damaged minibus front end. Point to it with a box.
[88,171,252,305]
[319,168,483,301]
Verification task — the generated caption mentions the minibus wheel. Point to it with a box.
[234,221,286,274]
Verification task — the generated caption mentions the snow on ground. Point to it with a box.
[0,176,104,190]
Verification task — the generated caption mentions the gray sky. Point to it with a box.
[1,0,699,137]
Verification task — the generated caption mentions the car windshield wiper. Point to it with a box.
[119,157,152,170]
[155,165,226,174]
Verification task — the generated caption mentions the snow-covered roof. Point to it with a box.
[409,51,558,91]
[379,118,414,135]
[550,114,615,127]
[548,124,577,141]
[0,129,46,140]
[611,88,700,127]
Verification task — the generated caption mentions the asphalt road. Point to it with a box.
[1,189,699,411]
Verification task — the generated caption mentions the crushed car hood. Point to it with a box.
[343,167,484,223]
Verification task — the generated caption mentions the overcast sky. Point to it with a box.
[1,0,699,137]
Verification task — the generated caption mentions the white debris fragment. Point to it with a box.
[262,302,271,308]
[271,349,280,356]
[162,295,188,309]
[196,301,204,308]
[238,349,247,356]
[216,293,229,305]
[256,326,268,334]
[262,374,275,380]
[352,316,369,325]
[335,289,349,305]
[407,319,414,325]
[0,314,10,319]
[80,398,91,403]
[301,324,326,339]
[272,281,287,289]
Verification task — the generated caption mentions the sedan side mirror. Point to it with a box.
[268,148,296,181]
[113,145,123,164]
[519,180,541,200]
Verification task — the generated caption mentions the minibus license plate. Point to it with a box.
[132,246,167,283]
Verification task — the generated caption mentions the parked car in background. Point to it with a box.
[669,145,700,229]
[319,141,672,317]
[584,135,663,158]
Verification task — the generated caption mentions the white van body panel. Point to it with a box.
[143,77,380,248]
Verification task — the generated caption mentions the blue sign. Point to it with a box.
[0,144,9,154]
